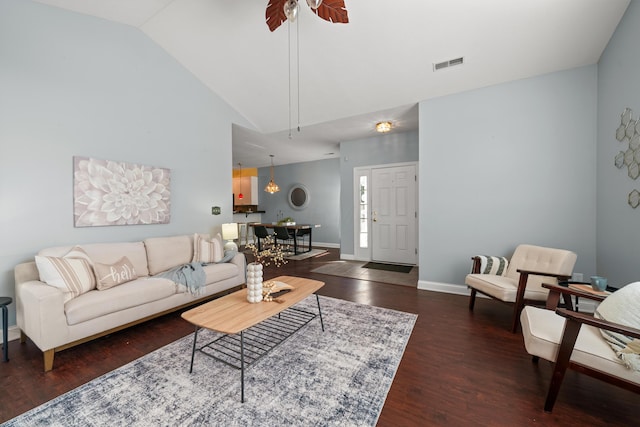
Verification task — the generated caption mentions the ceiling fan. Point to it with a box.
[266,0,349,32]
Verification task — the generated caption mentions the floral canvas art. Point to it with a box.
[73,157,171,227]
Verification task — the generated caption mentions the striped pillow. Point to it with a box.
[192,233,223,264]
[475,255,509,276]
[35,255,96,303]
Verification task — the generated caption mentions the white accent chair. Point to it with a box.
[465,244,577,332]
[520,283,640,412]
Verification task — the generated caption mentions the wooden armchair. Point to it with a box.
[465,244,577,332]
[520,283,640,412]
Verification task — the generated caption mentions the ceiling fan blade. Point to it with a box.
[312,0,349,24]
[266,0,287,32]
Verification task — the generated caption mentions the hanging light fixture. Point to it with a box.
[237,163,244,200]
[264,155,280,194]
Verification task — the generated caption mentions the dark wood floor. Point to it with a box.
[1,248,636,425]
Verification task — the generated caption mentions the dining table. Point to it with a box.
[250,223,320,255]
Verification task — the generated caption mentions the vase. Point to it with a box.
[246,262,264,303]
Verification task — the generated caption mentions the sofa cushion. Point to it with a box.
[201,262,240,287]
[35,255,96,303]
[144,235,193,275]
[465,274,548,302]
[94,256,138,290]
[64,277,177,325]
[595,282,640,372]
[77,242,149,277]
[520,306,640,384]
[192,233,223,264]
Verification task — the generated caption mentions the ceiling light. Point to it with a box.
[376,121,393,133]
[264,155,280,194]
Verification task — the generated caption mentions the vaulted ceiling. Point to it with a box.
[35,0,630,167]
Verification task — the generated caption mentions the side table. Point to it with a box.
[0,297,11,362]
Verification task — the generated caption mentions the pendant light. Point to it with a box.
[237,163,244,200]
[264,155,280,194]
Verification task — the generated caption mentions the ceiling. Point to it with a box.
[35,0,630,168]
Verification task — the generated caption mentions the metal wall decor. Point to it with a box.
[614,108,640,208]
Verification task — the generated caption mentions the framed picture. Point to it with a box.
[73,156,171,227]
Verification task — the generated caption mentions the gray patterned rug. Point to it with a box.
[6,296,416,426]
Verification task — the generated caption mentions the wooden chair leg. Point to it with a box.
[512,273,529,333]
[469,288,477,311]
[544,319,582,412]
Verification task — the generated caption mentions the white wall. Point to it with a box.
[419,66,598,291]
[597,0,640,286]
[0,1,253,325]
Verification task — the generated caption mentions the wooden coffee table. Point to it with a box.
[181,275,325,402]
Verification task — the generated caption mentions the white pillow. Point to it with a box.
[94,256,138,290]
[192,233,223,264]
[35,255,96,303]
[594,282,640,372]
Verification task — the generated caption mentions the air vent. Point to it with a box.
[433,56,464,71]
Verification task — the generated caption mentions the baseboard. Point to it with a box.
[417,280,471,296]
[2,325,21,343]
[313,242,340,249]
[340,253,355,261]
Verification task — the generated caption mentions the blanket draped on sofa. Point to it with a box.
[154,262,206,295]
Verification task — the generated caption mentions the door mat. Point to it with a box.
[363,262,413,273]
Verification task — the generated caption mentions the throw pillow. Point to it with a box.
[192,233,223,264]
[35,256,96,303]
[94,256,138,290]
[65,245,94,266]
[594,281,640,372]
[473,255,509,275]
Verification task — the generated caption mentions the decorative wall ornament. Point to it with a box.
[73,156,171,227]
[613,108,640,208]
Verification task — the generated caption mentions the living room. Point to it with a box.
[1,0,638,424]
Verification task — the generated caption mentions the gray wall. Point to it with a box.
[339,131,419,255]
[597,1,640,286]
[258,158,341,244]
[419,66,598,289]
[0,1,252,325]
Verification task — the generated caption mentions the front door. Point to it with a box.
[371,165,417,264]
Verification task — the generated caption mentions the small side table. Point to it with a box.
[0,297,11,362]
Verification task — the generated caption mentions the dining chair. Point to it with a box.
[253,225,272,252]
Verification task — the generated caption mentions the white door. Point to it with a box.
[371,165,417,264]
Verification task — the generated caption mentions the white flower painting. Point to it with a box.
[73,157,171,227]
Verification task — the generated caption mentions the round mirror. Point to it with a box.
[288,184,310,210]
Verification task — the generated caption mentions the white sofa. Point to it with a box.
[14,234,246,371]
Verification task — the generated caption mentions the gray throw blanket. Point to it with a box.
[154,262,207,296]
[152,250,237,296]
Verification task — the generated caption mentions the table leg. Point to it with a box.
[316,294,325,332]
[189,326,199,373]
[293,229,299,255]
[240,330,245,403]
[308,228,313,253]
[2,304,8,362]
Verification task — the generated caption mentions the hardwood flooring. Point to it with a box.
[1,248,636,426]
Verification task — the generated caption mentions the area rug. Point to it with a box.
[311,261,418,287]
[6,296,416,427]
[363,262,413,273]
[285,248,328,260]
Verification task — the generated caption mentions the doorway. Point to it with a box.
[353,163,418,264]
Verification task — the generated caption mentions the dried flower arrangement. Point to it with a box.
[245,235,289,267]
